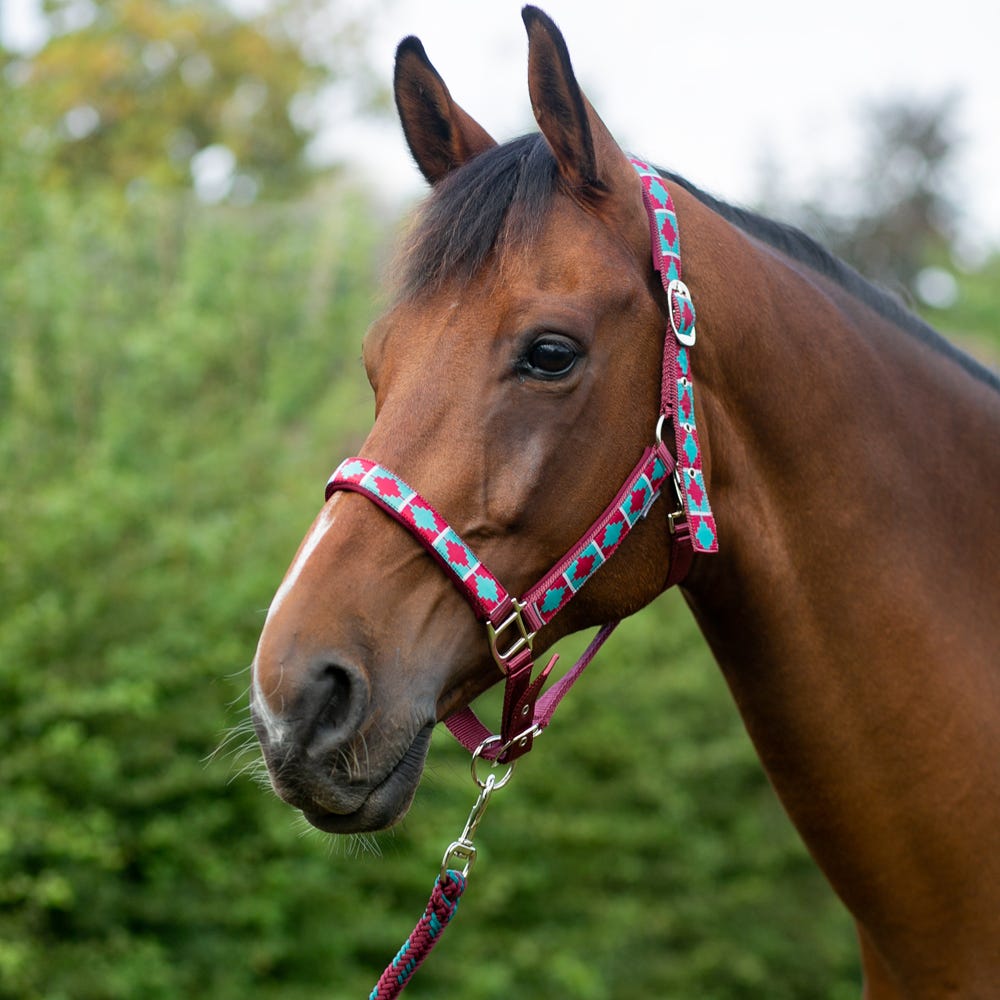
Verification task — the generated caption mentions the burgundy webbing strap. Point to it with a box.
[445,502,692,762]
[444,621,619,756]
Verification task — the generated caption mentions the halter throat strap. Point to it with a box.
[324,158,716,763]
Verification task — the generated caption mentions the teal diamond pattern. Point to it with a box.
[540,587,566,614]
[474,574,499,603]
[411,504,440,533]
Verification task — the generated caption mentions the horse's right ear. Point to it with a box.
[394,37,497,185]
[522,6,636,201]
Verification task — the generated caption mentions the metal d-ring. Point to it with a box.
[655,413,668,446]
[470,735,517,790]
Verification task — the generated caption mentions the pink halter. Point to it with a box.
[325,158,716,763]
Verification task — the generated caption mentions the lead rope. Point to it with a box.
[368,740,512,999]
[368,869,466,999]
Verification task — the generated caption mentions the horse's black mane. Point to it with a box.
[399,133,998,392]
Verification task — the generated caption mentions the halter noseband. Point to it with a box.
[325,158,717,763]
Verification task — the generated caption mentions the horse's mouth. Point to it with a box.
[301,723,434,834]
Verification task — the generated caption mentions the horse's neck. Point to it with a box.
[680,215,1000,986]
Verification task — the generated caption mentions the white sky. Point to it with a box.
[6,0,1000,245]
[332,0,1000,250]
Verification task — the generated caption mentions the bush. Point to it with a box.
[0,175,386,999]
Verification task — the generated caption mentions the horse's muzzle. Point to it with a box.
[300,724,434,833]
[250,656,434,832]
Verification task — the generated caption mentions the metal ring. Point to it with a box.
[655,413,667,445]
[470,735,516,790]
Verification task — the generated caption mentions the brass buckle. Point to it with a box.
[486,599,535,672]
[667,470,686,535]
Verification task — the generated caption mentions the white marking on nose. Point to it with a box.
[250,665,288,747]
[265,494,343,625]
[251,494,344,746]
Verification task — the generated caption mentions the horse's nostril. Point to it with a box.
[317,663,352,730]
[306,660,368,755]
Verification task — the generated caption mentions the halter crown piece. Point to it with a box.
[325,158,716,765]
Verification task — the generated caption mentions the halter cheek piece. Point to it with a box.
[325,159,717,764]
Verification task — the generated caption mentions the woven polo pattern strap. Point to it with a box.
[326,458,509,622]
[630,157,718,553]
[326,443,676,632]
[521,443,673,625]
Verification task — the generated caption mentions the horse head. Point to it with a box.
[251,8,690,833]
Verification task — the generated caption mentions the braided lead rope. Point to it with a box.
[368,870,467,1000]
[368,754,509,997]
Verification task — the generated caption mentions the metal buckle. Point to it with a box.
[486,599,535,671]
[667,278,697,346]
[667,469,686,534]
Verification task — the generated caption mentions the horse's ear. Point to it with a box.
[394,36,497,185]
[522,6,633,196]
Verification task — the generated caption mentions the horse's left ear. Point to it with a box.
[394,36,497,185]
[522,6,634,196]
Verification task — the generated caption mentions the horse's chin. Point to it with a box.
[300,723,434,834]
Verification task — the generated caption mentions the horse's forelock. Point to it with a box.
[394,133,559,299]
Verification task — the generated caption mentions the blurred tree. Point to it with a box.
[2,0,385,199]
[831,95,960,292]
[760,95,963,300]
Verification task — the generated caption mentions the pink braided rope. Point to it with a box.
[368,870,466,999]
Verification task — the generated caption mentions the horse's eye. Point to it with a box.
[522,337,580,379]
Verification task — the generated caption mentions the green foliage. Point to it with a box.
[1,0,370,198]
[3,145,997,997]
[922,255,1000,374]
[1,165,381,998]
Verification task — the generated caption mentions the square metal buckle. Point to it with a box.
[667,470,686,535]
[486,599,535,671]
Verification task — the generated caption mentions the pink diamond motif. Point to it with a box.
[446,540,469,568]
[572,554,595,582]
[687,474,705,507]
[374,476,401,499]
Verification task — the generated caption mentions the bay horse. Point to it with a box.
[251,7,1000,995]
